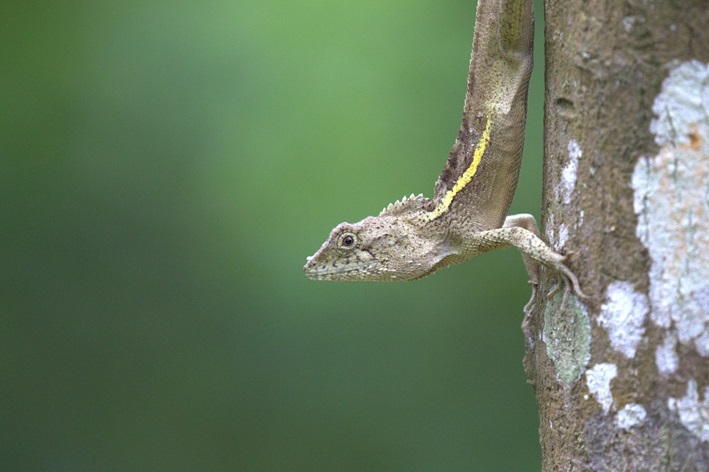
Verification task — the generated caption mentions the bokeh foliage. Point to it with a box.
[2,0,545,470]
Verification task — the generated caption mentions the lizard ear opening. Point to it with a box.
[337,232,357,250]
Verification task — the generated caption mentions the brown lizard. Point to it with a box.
[304,0,585,312]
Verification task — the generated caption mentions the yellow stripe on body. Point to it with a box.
[427,118,493,220]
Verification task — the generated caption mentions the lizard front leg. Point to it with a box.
[479,214,586,313]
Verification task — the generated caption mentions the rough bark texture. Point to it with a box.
[522,1,709,470]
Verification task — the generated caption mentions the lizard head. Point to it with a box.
[304,195,453,281]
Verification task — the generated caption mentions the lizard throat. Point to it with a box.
[426,117,493,220]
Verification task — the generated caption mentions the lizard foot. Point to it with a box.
[523,281,539,316]
[547,263,587,312]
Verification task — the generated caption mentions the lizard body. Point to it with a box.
[304,0,585,310]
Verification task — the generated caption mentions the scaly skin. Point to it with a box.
[304,0,585,312]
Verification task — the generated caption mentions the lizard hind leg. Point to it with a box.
[503,214,541,315]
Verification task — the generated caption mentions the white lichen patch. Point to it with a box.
[548,140,582,251]
[632,60,709,363]
[622,16,637,32]
[546,212,555,241]
[586,363,617,414]
[656,333,679,376]
[561,140,581,205]
[695,330,709,358]
[557,222,569,248]
[615,403,647,430]
[668,379,709,441]
[597,281,648,358]
[546,212,565,252]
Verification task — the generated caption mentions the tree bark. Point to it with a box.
[522,1,709,470]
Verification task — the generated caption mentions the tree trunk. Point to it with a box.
[522,1,709,470]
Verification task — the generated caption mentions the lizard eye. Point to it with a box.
[338,232,357,249]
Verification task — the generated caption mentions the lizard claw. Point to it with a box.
[546,264,587,312]
[523,280,539,316]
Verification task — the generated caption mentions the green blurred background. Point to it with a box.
[2,0,546,470]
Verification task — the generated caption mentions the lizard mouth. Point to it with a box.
[303,260,379,281]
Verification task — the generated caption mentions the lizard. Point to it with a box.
[303,0,585,313]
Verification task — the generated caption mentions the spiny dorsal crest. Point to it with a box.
[379,193,429,216]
